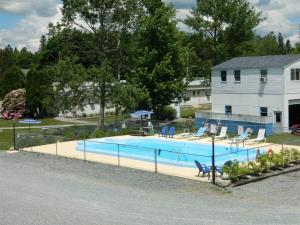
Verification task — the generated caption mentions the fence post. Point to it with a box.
[84,139,86,161]
[154,149,158,173]
[247,148,249,164]
[56,141,58,156]
[117,144,120,166]
[211,135,216,185]
[281,144,284,151]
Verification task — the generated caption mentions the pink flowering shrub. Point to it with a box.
[0,89,25,120]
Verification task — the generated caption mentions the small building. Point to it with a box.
[196,55,300,135]
[181,79,211,106]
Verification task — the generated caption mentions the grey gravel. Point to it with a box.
[0,151,299,225]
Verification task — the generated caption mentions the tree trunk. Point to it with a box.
[98,92,106,129]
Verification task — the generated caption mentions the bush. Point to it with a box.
[0,89,25,119]
[155,106,177,121]
[223,160,250,182]
[223,148,300,182]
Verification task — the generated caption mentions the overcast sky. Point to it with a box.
[0,0,300,52]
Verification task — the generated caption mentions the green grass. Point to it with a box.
[78,115,130,123]
[0,130,13,150]
[0,118,74,128]
[181,104,211,118]
[267,133,300,146]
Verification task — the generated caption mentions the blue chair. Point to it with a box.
[160,126,168,137]
[195,160,211,179]
[169,127,175,138]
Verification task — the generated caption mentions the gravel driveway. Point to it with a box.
[0,151,299,225]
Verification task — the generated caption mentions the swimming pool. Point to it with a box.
[76,136,263,168]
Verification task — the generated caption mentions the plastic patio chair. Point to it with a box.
[160,126,168,137]
[169,127,176,138]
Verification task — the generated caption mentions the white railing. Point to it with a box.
[195,112,273,124]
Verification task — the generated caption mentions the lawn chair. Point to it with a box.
[168,127,175,138]
[186,127,207,139]
[214,126,228,141]
[229,132,249,146]
[177,127,206,138]
[246,128,267,144]
[195,160,211,179]
[160,126,168,137]
[237,125,244,135]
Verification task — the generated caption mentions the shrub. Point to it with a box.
[223,160,250,182]
[290,148,300,163]
[257,154,270,172]
[155,106,177,121]
[248,162,263,175]
[0,89,25,119]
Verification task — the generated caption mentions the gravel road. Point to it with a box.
[0,151,299,225]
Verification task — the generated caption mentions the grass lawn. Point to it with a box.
[0,130,13,150]
[181,104,211,118]
[0,118,75,150]
[0,118,74,128]
[78,115,130,123]
[267,133,300,146]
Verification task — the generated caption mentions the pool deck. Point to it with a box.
[21,135,300,182]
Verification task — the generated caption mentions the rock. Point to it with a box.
[215,178,232,188]
[221,173,230,180]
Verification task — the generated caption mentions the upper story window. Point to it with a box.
[260,107,268,117]
[221,70,227,82]
[225,105,232,114]
[291,69,300,81]
[260,69,268,82]
[234,70,241,82]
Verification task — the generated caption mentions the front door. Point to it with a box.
[274,112,282,133]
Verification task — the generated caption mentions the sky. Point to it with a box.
[1,0,300,52]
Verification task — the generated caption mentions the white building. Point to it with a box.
[182,79,211,106]
[196,55,300,135]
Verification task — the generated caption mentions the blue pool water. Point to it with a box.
[76,137,264,168]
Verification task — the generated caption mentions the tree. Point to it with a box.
[286,40,292,54]
[132,0,188,113]
[0,66,25,99]
[185,0,263,65]
[60,0,142,127]
[51,58,88,116]
[277,33,285,55]
[87,63,115,128]
[25,68,57,117]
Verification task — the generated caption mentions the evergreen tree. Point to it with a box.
[132,0,188,113]
[185,0,263,65]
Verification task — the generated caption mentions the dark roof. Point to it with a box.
[212,54,300,69]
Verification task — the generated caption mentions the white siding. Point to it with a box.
[212,68,284,95]
[211,68,284,116]
[282,60,300,129]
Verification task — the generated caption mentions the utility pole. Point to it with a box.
[186,49,189,78]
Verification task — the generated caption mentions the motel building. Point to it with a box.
[195,55,300,135]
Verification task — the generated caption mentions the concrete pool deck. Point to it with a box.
[21,135,300,182]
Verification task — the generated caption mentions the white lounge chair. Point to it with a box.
[215,126,228,141]
[246,128,266,144]
[228,132,249,147]
[177,127,207,138]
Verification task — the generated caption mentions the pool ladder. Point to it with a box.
[170,147,188,162]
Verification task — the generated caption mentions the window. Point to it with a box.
[275,112,282,123]
[260,69,268,82]
[225,105,232,114]
[221,70,227,82]
[197,91,200,96]
[291,69,300,80]
[234,70,241,82]
[260,107,268,117]
[193,91,196,97]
